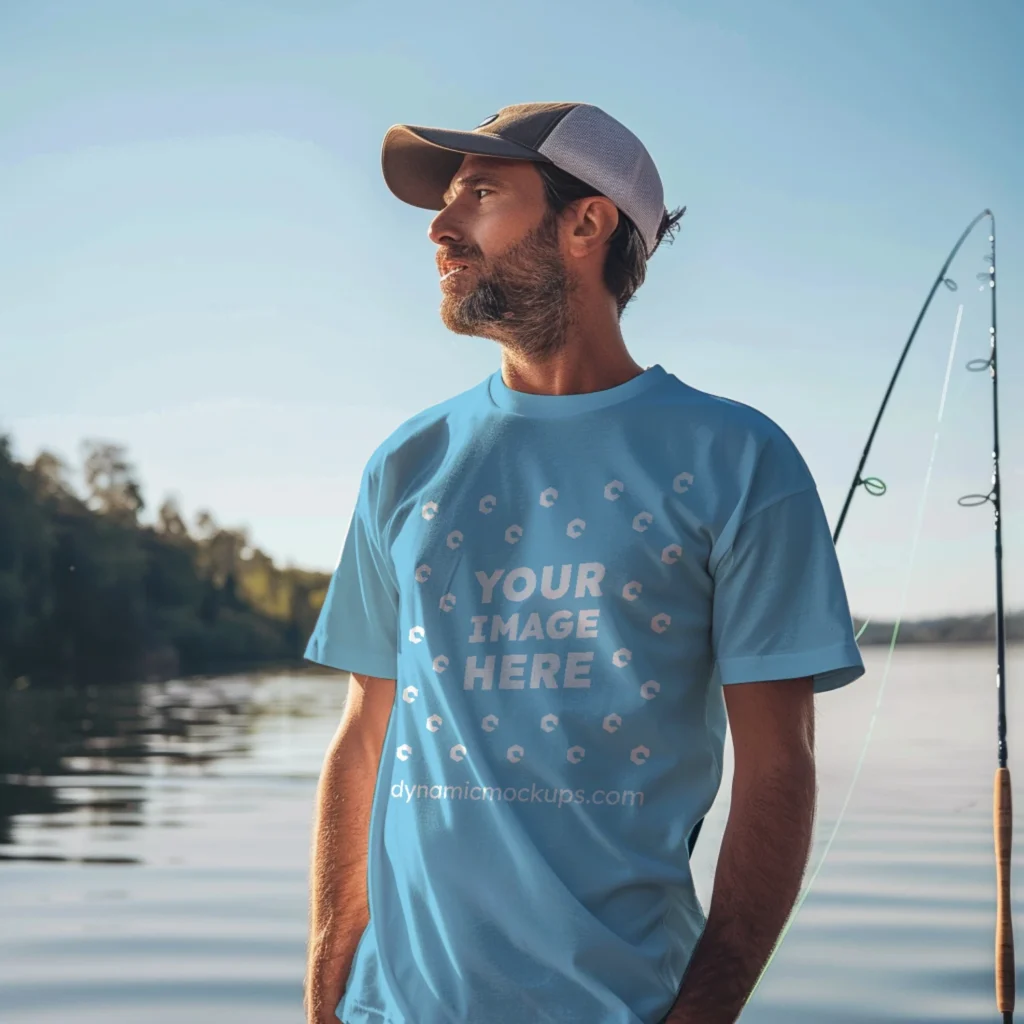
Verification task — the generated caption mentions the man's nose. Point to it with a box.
[428,205,463,247]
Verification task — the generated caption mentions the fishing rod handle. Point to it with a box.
[995,766,1015,1014]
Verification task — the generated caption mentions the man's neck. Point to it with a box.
[499,307,644,398]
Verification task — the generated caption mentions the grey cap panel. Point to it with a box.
[537,104,665,255]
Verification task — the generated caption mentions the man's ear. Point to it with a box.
[564,196,619,258]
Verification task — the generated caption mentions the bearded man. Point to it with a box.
[303,102,864,1024]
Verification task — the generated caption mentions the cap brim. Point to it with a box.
[381,124,548,211]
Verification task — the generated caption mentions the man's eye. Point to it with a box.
[474,188,493,199]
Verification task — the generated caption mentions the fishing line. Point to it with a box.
[746,303,965,1001]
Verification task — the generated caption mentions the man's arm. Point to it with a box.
[305,673,395,1024]
[667,676,816,1024]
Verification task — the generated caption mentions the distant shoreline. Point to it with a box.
[853,611,1023,646]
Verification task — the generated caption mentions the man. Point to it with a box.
[304,102,864,1024]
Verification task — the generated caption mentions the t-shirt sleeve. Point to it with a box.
[711,485,865,694]
[304,466,400,680]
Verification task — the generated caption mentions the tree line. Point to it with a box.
[0,433,330,689]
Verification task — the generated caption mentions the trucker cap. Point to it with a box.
[381,102,667,257]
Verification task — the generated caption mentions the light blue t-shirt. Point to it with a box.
[305,364,864,1024]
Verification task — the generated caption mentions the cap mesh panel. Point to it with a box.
[537,104,664,255]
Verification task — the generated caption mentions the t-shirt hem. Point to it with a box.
[716,642,865,693]
[337,999,395,1024]
[303,635,397,680]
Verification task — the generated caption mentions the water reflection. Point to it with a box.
[3,650,1023,1023]
[0,672,342,864]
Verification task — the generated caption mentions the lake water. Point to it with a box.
[2,644,1022,1023]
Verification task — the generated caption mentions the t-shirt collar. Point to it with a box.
[487,364,667,418]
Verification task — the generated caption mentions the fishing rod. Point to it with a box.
[832,209,1013,1022]
[833,208,992,541]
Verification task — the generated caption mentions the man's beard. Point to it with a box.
[439,212,576,360]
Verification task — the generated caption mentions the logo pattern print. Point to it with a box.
[408,473,696,773]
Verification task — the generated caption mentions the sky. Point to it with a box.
[1,0,1022,621]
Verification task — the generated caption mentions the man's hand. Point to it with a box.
[666,676,816,1024]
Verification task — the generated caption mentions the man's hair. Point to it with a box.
[536,162,686,317]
